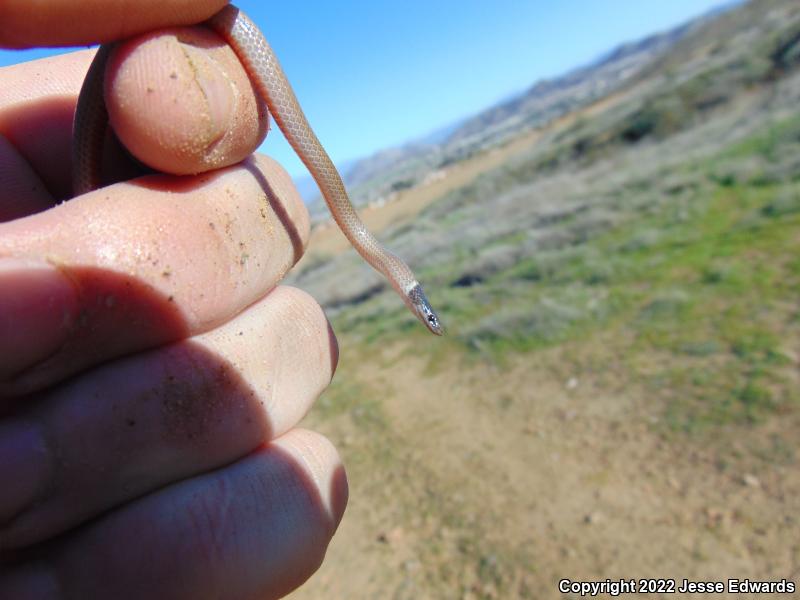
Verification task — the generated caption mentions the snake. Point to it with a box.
[72,4,443,336]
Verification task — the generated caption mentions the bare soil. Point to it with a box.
[289,338,800,599]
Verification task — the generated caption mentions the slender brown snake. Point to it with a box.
[72,4,443,335]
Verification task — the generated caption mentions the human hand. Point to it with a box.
[0,2,347,598]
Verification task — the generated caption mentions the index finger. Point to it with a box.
[0,154,310,400]
[0,0,229,48]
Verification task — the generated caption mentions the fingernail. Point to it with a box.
[0,421,51,523]
[0,258,77,380]
[182,44,235,142]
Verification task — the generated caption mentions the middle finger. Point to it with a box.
[0,285,337,550]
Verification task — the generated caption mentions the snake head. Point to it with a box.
[406,283,444,336]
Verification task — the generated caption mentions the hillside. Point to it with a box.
[287,0,800,597]
[301,1,741,221]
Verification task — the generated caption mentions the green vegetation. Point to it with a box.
[295,5,800,597]
[334,114,800,433]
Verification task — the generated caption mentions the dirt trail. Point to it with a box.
[289,340,800,599]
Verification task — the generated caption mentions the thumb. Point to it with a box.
[0,0,229,48]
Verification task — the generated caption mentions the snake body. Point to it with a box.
[73,4,443,335]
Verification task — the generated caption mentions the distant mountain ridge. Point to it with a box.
[288,0,800,320]
[444,24,693,145]
[299,1,741,219]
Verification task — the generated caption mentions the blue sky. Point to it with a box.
[1,0,732,178]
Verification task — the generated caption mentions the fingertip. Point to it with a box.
[270,285,338,381]
[272,429,349,535]
[105,24,267,176]
[199,286,336,435]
